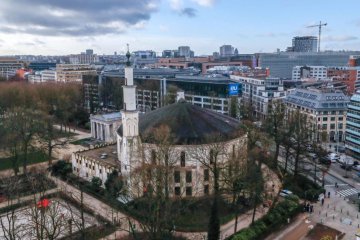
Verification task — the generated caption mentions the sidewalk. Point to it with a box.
[265,213,311,240]
[0,188,59,209]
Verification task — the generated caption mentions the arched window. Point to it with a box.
[210,149,214,164]
[180,151,185,167]
[151,150,157,164]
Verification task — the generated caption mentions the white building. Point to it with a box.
[292,66,328,81]
[230,75,286,119]
[41,69,57,82]
[284,88,349,142]
[90,112,122,143]
[27,69,57,84]
[28,72,43,83]
[56,64,97,83]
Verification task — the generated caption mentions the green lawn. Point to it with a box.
[70,137,92,146]
[54,128,77,138]
[0,151,49,171]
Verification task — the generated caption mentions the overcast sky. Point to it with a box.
[0,0,359,55]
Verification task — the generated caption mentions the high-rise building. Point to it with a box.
[162,50,180,58]
[345,90,360,160]
[86,49,94,55]
[178,46,192,58]
[220,45,234,57]
[69,49,99,64]
[292,36,317,52]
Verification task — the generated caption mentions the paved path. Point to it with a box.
[49,176,141,239]
[51,163,281,240]
[0,188,59,209]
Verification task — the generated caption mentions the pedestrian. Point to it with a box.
[335,182,338,188]
[310,205,313,213]
[321,198,324,206]
[328,191,330,198]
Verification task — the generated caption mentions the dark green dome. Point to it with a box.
[138,102,241,145]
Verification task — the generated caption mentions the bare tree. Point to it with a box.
[0,177,24,240]
[264,100,286,168]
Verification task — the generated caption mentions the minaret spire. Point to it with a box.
[126,43,131,67]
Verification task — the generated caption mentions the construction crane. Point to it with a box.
[307,21,327,52]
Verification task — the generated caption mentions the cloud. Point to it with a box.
[18,39,46,46]
[0,0,158,36]
[323,35,358,42]
[191,0,216,7]
[168,0,216,17]
[181,8,197,17]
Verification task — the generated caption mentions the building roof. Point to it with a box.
[90,112,122,122]
[118,101,242,145]
[284,88,350,111]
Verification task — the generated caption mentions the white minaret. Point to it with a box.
[118,44,139,177]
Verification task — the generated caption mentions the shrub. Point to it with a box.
[91,177,103,192]
[229,198,302,240]
[50,160,72,179]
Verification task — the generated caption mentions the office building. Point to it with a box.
[220,45,235,57]
[285,88,349,142]
[28,62,56,71]
[56,64,97,83]
[230,75,286,119]
[27,69,57,84]
[69,49,99,64]
[178,46,194,58]
[257,51,360,79]
[132,50,157,66]
[162,50,179,58]
[0,58,24,79]
[292,36,318,52]
[292,66,328,81]
[327,67,360,94]
[345,90,360,160]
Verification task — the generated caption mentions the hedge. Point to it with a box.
[228,196,302,240]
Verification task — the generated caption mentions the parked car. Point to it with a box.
[353,165,360,171]
[338,155,354,165]
[340,163,352,170]
[335,145,346,153]
[280,189,293,197]
[319,157,331,165]
[327,153,340,162]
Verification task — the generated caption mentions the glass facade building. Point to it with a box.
[345,90,360,159]
[292,36,317,52]
[257,51,360,79]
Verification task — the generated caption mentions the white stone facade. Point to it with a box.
[90,112,122,143]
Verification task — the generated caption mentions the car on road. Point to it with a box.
[279,189,293,198]
[327,153,340,162]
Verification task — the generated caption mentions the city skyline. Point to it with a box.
[0,0,359,55]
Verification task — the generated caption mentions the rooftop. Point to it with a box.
[285,88,350,110]
[76,144,118,168]
[90,112,122,122]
